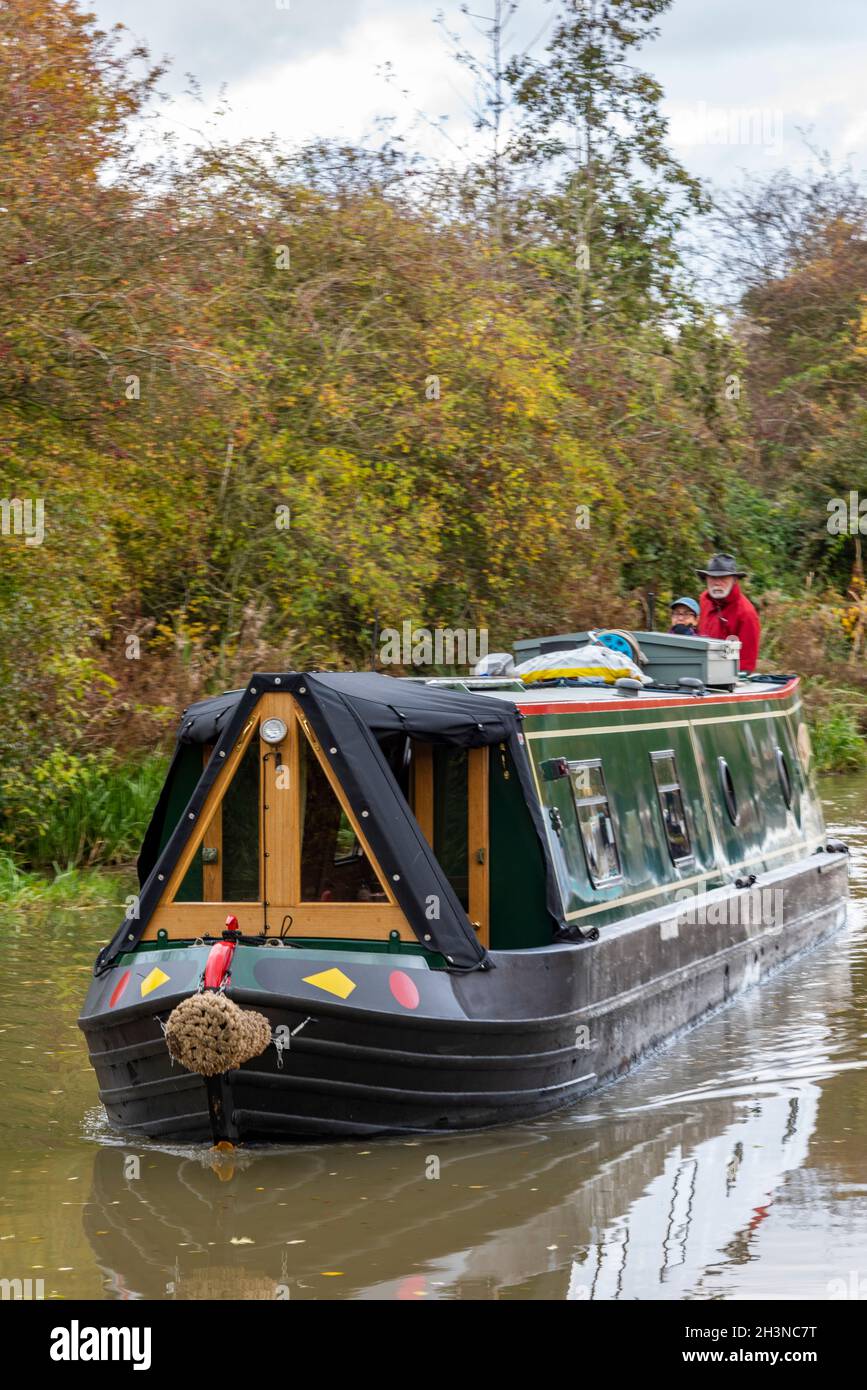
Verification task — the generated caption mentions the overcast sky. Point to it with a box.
[87,0,867,191]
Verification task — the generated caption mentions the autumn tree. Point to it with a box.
[506,0,708,331]
[713,162,867,587]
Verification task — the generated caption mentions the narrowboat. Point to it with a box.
[79,638,849,1141]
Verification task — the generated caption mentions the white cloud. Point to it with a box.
[88,0,867,185]
[165,7,471,153]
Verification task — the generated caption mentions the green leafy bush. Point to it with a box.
[0,751,168,869]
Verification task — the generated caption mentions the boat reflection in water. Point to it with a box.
[80,1060,835,1301]
[571,1088,817,1301]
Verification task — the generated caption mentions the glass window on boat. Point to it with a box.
[175,735,261,902]
[650,751,693,865]
[299,733,387,902]
[221,736,262,899]
[432,746,469,911]
[567,760,623,887]
[537,757,587,906]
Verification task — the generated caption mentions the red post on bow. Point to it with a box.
[203,915,241,989]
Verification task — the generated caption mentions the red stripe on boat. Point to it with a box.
[519,678,799,718]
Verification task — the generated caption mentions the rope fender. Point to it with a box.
[165,990,271,1077]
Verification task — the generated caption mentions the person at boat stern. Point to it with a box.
[669,596,700,635]
[695,553,761,672]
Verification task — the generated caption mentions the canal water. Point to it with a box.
[1,775,865,1301]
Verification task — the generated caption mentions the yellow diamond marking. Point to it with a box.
[302,967,356,1000]
[140,967,170,997]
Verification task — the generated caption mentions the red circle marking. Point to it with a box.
[109,969,131,1009]
[389,970,419,1010]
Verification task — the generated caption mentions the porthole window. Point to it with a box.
[651,751,693,865]
[775,746,793,809]
[717,757,739,826]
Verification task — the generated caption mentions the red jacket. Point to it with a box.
[697,582,760,672]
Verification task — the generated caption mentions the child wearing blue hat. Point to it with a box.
[669,596,700,636]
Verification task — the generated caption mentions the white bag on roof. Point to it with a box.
[515,644,648,685]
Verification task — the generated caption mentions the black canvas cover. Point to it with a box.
[96,672,566,974]
[135,689,244,889]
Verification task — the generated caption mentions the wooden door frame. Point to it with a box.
[410,740,490,948]
[144,694,416,943]
[468,746,490,948]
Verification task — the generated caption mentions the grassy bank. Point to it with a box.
[0,750,166,907]
[0,854,136,908]
[804,683,867,774]
[810,710,867,774]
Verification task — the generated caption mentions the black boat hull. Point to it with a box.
[78,850,848,1141]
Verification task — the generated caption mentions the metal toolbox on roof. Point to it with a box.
[513,630,742,687]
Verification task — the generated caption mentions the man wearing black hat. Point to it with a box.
[696,554,761,673]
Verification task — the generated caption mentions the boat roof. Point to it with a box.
[172,674,800,743]
[175,671,523,747]
[405,675,799,717]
